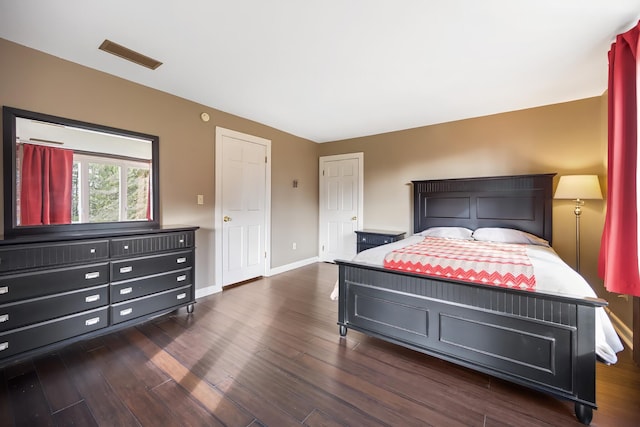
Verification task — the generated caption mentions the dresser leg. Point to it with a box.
[187,303,194,314]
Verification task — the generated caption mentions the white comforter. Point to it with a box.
[331,235,624,364]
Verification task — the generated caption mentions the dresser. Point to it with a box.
[355,229,406,253]
[0,225,197,367]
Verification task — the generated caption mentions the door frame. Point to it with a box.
[318,152,364,262]
[214,126,271,292]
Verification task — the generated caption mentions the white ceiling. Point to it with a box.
[1,1,639,143]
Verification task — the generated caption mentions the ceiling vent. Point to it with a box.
[99,39,162,70]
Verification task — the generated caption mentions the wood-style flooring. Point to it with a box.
[1,262,638,426]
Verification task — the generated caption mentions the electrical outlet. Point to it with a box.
[197,195,204,205]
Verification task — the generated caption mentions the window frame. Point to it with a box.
[73,152,151,224]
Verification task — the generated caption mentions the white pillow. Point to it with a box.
[419,227,474,240]
[472,227,549,247]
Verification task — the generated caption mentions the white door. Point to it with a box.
[319,153,363,262]
[215,127,271,289]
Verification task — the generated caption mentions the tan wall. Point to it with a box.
[0,38,319,291]
[319,96,632,329]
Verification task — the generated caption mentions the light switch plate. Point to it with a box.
[197,195,204,205]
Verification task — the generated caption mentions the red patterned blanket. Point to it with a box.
[383,237,536,290]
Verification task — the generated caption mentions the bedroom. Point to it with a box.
[0,1,639,425]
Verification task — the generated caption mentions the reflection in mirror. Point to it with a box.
[3,107,159,236]
[16,118,152,225]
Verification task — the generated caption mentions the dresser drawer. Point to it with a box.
[0,240,109,273]
[0,284,108,332]
[355,230,405,253]
[111,284,193,324]
[0,307,108,360]
[111,231,195,258]
[0,262,109,304]
[357,234,403,245]
[111,268,192,303]
[111,250,193,282]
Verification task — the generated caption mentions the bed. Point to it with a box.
[334,173,623,425]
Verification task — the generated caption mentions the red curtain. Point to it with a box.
[20,143,74,225]
[599,21,640,296]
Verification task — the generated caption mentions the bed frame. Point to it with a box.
[336,173,606,425]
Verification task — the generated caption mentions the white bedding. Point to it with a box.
[330,235,624,364]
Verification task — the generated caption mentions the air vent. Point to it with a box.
[99,39,162,70]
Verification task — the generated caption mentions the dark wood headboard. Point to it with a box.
[412,173,555,244]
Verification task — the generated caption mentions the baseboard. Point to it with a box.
[606,307,634,350]
[195,284,221,299]
[268,257,319,276]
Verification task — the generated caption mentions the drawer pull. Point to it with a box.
[176,275,187,282]
[0,342,8,352]
[0,286,7,295]
[85,317,100,326]
[119,266,133,274]
[120,308,133,316]
[176,257,187,264]
[177,293,187,300]
[124,245,129,250]
[85,271,100,280]
[120,287,133,295]
[90,248,96,254]
[179,238,185,243]
[85,294,100,303]
[0,314,8,323]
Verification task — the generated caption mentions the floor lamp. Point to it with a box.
[554,175,603,273]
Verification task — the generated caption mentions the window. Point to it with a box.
[72,153,151,223]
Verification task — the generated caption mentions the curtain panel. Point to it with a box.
[599,21,640,297]
[20,143,74,226]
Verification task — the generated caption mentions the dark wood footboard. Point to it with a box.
[337,261,606,425]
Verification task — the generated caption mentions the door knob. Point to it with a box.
[223,216,231,222]
[351,216,357,221]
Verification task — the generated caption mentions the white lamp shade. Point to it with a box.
[554,175,603,200]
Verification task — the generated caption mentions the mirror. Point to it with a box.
[3,106,159,236]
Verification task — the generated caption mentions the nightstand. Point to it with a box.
[355,229,406,253]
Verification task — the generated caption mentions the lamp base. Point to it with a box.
[574,199,582,273]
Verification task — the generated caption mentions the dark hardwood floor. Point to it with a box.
[1,262,638,426]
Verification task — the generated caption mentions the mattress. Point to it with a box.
[331,235,624,364]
